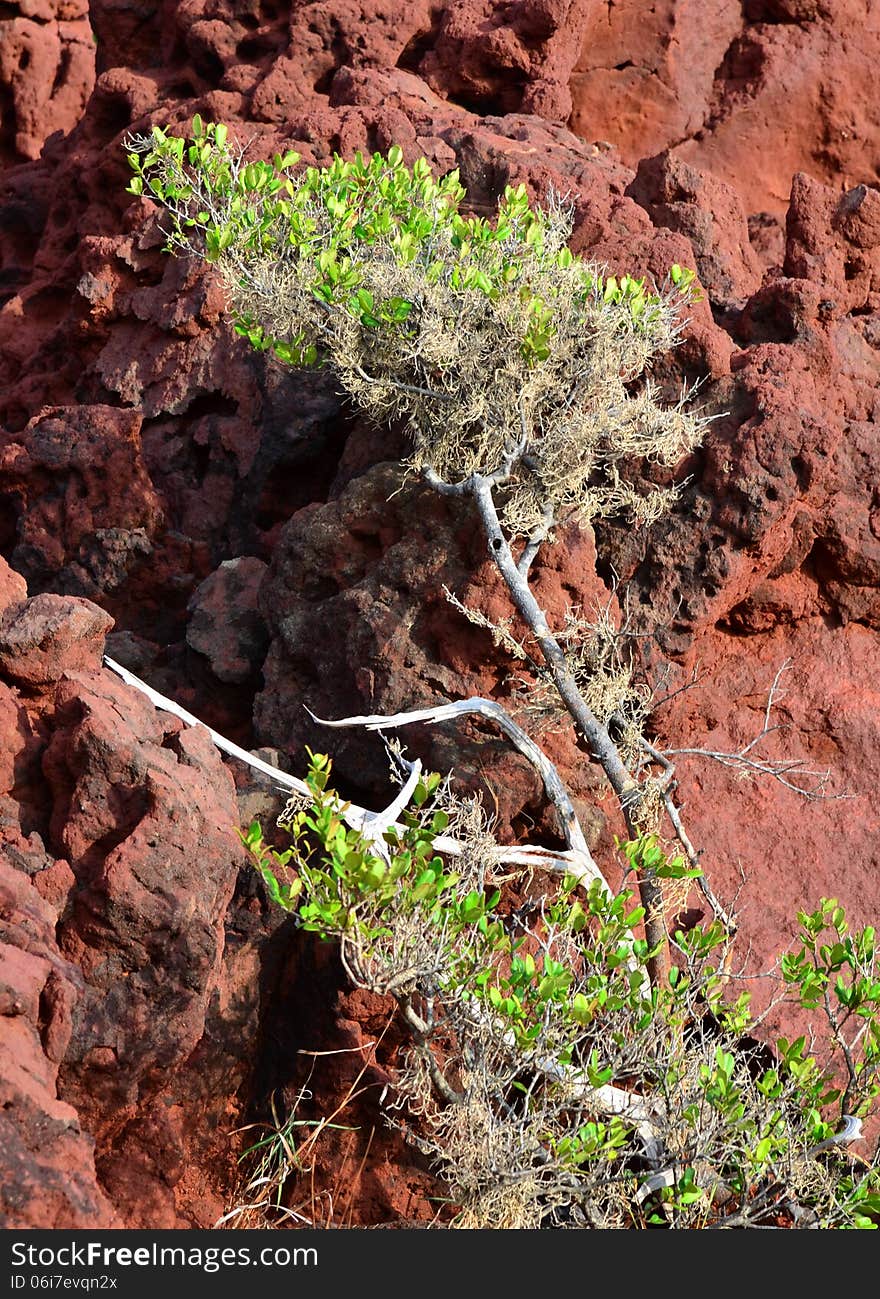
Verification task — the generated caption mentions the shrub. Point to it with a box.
[125,118,704,537]
[125,120,713,979]
[242,755,880,1228]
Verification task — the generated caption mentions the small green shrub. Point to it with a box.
[125,119,703,537]
[242,755,880,1229]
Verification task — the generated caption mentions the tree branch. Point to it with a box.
[635,733,737,935]
[462,474,670,985]
[655,661,835,801]
[102,656,603,884]
[517,504,555,578]
[306,696,608,895]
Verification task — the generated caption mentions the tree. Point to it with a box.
[126,119,709,977]
[122,121,880,1227]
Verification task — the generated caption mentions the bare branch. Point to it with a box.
[517,503,555,578]
[465,473,670,984]
[305,696,608,896]
[806,1114,863,1156]
[354,364,454,404]
[635,734,737,935]
[102,655,603,884]
[399,996,465,1106]
[647,661,837,800]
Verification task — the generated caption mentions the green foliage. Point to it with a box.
[127,124,674,348]
[781,899,880,1116]
[241,754,880,1229]
[127,118,879,1231]
[125,120,706,536]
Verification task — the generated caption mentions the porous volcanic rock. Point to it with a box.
[186,556,269,684]
[0,0,96,165]
[569,1,880,217]
[416,0,596,121]
[1,0,880,1226]
[0,405,162,598]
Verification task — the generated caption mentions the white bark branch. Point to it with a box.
[101,656,602,884]
[305,695,604,888]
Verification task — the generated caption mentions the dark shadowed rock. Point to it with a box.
[186,556,269,684]
[0,406,162,598]
[255,461,617,845]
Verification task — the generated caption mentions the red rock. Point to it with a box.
[783,174,880,313]
[627,152,763,305]
[0,406,162,597]
[569,2,880,218]
[0,853,116,1228]
[654,618,880,1007]
[0,559,27,615]
[186,556,268,684]
[419,0,596,122]
[0,0,878,1228]
[0,593,113,686]
[0,1,96,165]
[569,1,742,179]
[36,663,247,1225]
[0,592,258,1227]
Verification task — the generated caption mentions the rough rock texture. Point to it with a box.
[0,852,117,1228]
[255,460,617,847]
[417,0,596,121]
[0,580,257,1227]
[569,1,880,218]
[626,153,764,306]
[0,0,96,165]
[0,405,162,599]
[186,556,269,684]
[0,593,113,686]
[1,0,880,1227]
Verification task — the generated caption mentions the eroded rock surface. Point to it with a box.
[0,0,96,165]
[1,0,880,1227]
[0,579,254,1227]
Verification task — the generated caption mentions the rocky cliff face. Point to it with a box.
[1,0,878,1226]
